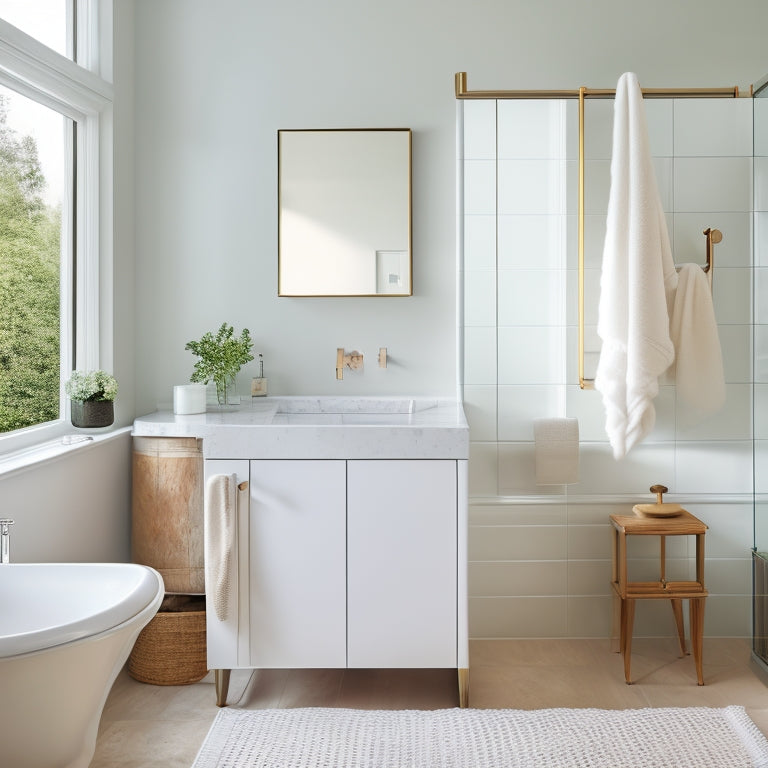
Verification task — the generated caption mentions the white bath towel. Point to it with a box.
[595,72,678,460]
[670,263,725,420]
[534,417,579,485]
[204,473,236,622]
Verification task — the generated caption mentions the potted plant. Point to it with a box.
[65,370,118,428]
[185,323,254,406]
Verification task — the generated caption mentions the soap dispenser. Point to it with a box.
[251,354,268,397]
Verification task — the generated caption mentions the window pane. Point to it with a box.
[0,85,67,433]
[0,0,68,57]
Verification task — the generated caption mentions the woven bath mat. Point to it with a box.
[191,705,768,768]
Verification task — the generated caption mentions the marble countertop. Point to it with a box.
[132,397,469,459]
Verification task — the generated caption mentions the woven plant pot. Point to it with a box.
[71,399,114,428]
[127,595,207,685]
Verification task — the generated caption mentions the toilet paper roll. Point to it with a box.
[534,417,579,485]
[173,384,207,415]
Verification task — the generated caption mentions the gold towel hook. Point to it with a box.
[702,227,721,292]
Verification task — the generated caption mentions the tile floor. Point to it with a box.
[91,638,768,767]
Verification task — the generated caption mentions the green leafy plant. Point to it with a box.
[64,370,118,402]
[185,323,254,405]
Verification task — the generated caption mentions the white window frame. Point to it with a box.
[0,3,113,455]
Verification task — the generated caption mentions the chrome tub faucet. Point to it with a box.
[0,518,14,564]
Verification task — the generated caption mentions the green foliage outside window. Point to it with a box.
[0,96,62,433]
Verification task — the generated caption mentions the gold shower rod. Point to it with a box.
[454,72,742,99]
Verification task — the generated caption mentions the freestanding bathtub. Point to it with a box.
[0,562,164,768]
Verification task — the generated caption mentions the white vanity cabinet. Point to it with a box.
[134,398,469,705]
[205,458,462,676]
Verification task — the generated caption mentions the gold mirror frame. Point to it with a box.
[278,128,413,297]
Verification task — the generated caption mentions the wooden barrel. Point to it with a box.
[132,436,204,593]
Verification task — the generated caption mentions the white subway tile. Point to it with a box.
[756,157,768,212]
[673,98,753,157]
[703,595,750,637]
[463,326,497,385]
[469,525,568,562]
[675,383,752,440]
[470,597,568,638]
[498,99,572,160]
[470,502,567,527]
[463,159,496,215]
[498,442,567,496]
[755,98,768,157]
[468,441,498,497]
[755,386,768,439]
[712,267,751,325]
[463,100,496,160]
[566,596,613,637]
[498,214,568,270]
[567,561,612,596]
[498,385,565,441]
[717,325,751,383]
[469,561,568,597]
[674,157,751,212]
[464,270,496,327]
[463,385,497,442]
[575,443,676,495]
[498,327,565,385]
[498,270,565,327]
[675,441,753,494]
[498,159,570,216]
[463,214,496,270]
[704,559,751,596]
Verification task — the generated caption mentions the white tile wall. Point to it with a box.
[461,96,755,640]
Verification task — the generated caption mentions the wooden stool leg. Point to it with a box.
[689,598,706,686]
[621,598,635,684]
[611,591,622,653]
[670,599,688,656]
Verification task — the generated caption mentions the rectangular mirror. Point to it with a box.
[278,128,412,296]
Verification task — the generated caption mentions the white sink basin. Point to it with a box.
[272,397,414,415]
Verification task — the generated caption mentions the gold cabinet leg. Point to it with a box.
[215,669,231,707]
[458,668,469,708]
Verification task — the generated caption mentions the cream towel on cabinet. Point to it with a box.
[670,262,725,420]
[204,473,236,622]
[595,72,678,460]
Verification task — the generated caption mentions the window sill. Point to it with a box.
[0,426,131,479]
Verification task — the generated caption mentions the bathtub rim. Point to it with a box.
[0,563,164,660]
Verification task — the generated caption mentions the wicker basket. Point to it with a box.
[127,594,207,685]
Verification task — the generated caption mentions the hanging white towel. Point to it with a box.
[534,417,580,485]
[595,72,678,460]
[204,473,236,622]
[670,263,725,420]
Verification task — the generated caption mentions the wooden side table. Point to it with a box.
[610,508,708,685]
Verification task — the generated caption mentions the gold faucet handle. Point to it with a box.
[649,484,668,504]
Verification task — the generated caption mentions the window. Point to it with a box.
[0,2,112,453]
[0,1,69,57]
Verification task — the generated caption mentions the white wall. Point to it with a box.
[127,0,768,414]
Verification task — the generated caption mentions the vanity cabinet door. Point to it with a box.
[347,460,458,668]
[248,460,347,668]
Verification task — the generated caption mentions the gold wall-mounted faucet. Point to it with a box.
[336,348,364,380]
